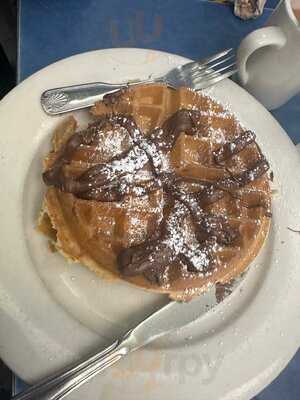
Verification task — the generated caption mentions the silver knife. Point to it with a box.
[12,285,217,400]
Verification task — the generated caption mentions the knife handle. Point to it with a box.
[12,330,135,400]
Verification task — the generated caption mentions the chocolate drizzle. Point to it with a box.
[216,158,269,190]
[43,105,270,286]
[213,130,256,163]
[103,88,127,107]
[118,201,214,283]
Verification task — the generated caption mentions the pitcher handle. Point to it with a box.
[237,26,286,85]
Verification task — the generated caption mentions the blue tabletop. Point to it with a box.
[17,0,300,398]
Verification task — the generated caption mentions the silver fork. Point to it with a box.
[41,48,236,115]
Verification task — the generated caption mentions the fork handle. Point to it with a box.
[12,331,135,400]
[40,79,160,115]
[41,82,132,114]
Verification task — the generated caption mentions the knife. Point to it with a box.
[13,285,217,400]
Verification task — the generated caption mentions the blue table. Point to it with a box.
[15,0,300,398]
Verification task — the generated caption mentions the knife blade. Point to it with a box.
[12,284,217,400]
[129,284,216,349]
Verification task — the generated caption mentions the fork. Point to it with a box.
[41,48,236,115]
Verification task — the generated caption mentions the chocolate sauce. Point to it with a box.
[213,130,256,163]
[216,158,269,190]
[215,280,234,303]
[119,241,175,277]
[43,115,146,194]
[196,185,225,207]
[157,109,201,150]
[103,88,127,107]
[43,106,270,286]
[119,201,214,279]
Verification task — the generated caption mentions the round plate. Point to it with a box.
[0,48,300,400]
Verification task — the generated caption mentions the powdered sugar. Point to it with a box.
[208,127,227,144]
[104,147,149,182]
[162,202,212,274]
[199,109,232,120]
[93,128,130,157]
[163,202,188,254]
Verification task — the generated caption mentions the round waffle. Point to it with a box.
[39,84,271,301]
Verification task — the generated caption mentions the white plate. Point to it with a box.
[0,48,300,400]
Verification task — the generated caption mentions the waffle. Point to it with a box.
[39,84,271,301]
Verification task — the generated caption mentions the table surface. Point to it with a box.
[15,0,300,398]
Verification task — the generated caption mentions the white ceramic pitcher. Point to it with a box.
[237,0,300,110]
